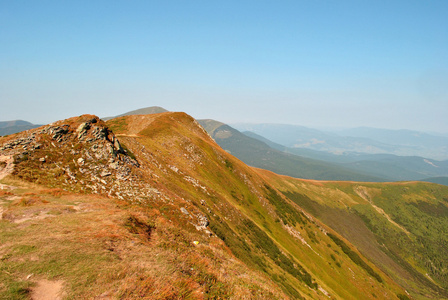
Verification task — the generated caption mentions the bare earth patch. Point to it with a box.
[31,279,65,300]
[0,155,14,181]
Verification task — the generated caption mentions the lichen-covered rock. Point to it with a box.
[0,115,155,203]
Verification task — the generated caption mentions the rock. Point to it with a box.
[113,139,123,152]
[101,171,112,177]
[109,162,119,169]
[180,207,190,216]
[197,214,209,228]
[76,122,90,133]
[39,157,46,162]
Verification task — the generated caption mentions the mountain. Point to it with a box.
[0,120,41,136]
[0,120,34,128]
[1,111,448,299]
[102,106,168,120]
[242,127,448,181]
[334,127,448,150]
[421,177,448,186]
[232,123,396,154]
[198,119,384,182]
[233,123,448,160]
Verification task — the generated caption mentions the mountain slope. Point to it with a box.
[198,119,383,182]
[233,123,448,160]
[244,130,448,181]
[0,114,288,299]
[266,173,448,299]
[1,112,447,299]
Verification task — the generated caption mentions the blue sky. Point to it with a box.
[1,1,447,132]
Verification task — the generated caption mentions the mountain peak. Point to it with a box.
[102,106,168,120]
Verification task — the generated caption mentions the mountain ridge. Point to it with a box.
[198,119,385,182]
[1,111,447,299]
[232,123,448,160]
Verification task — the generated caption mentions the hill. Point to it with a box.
[1,112,447,299]
[102,106,168,120]
[0,120,41,136]
[198,119,383,182]
[0,120,34,128]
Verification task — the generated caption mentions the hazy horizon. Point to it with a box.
[1,1,447,133]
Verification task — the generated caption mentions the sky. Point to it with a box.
[1,0,447,133]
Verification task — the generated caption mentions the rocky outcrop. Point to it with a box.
[0,115,163,204]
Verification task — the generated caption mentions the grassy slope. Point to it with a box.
[0,178,285,299]
[108,113,408,299]
[0,115,288,299]
[264,172,448,299]
[198,120,383,182]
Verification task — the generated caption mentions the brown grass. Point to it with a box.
[0,178,288,299]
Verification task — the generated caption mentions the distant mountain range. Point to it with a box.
[197,119,383,182]
[243,131,448,181]
[232,123,448,161]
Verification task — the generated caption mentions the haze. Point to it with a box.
[1,1,447,133]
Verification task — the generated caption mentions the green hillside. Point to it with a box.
[267,174,448,299]
[198,119,383,182]
[244,130,448,181]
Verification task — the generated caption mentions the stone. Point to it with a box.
[101,171,111,177]
[197,214,209,228]
[180,207,190,216]
[109,162,119,169]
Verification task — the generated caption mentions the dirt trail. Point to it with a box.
[31,279,65,300]
[355,186,410,236]
[0,156,15,193]
[0,155,14,181]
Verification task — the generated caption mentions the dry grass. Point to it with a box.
[0,177,287,299]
